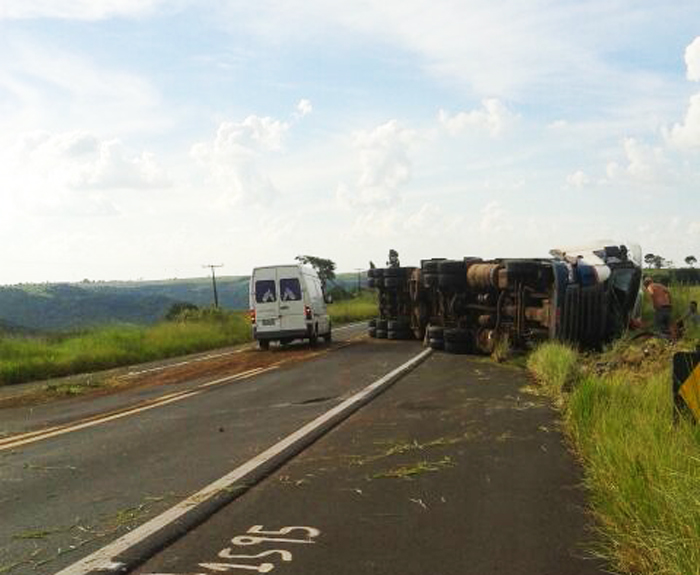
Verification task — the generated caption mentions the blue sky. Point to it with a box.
[0,1,698,284]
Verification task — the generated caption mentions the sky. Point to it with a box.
[0,1,699,284]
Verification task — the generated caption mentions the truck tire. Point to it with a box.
[368,327,377,338]
[384,277,401,288]
[376,329,388,339]
[324,330,332,343]
[258,339,270,350]
[444,327,470,343]
[387,329,413,340]
[387,318,410,331]
[422,273,438,288]
[422,259,444,274]
[427,325,444,340]
[444,340,470,354]
[438,260,465,275]
[429,337,444,350]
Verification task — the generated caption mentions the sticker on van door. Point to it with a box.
[280,278,302,302]
[255,280,277,303]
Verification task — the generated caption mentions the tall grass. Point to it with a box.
[527,330,700,575]
[0,295,380,387]
[0,310,251,386]
[328,290,378,324]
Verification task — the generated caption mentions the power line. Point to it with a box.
[203,264,223,308]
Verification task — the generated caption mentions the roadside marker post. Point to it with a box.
[672,350,700,422]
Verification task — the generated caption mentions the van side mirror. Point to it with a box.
[324,294,333,304]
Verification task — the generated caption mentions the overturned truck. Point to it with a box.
[367,243,643,353]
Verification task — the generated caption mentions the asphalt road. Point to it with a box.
[1,323,607,575]
[133,353,607,575]
[2,323,421,575]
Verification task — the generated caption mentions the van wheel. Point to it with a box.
[259,340,270,350]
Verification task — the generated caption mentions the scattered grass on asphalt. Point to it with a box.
[370,456,455,480]
[527,326,700,575]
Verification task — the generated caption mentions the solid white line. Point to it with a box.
[54,348,431,575]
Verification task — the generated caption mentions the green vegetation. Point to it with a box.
[328,290,377,324]
[0,309,251,386]
[526,286,700,575]
[0,291,378,387]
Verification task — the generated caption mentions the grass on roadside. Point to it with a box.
[328,290,378,325]
[0,293,380,387]
[0,309,251,386]
[527,330,700,575]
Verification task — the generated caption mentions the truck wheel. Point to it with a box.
[259,340,270,350]
[387,329,413,340]
[324,330,332,343]
[387,318,410,331]
[384,277,401,288]
[444,340,469,354]
[376,329,388,339]
[368,327,377,338]
[427,325,444,340]
[429,337,444,350]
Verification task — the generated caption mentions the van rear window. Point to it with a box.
[255,280,277,303]
[280,278,302,301]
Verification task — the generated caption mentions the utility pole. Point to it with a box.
[203,264,223,308]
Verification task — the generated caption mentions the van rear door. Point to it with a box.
[278,268,306,332]
[253,268,279,332]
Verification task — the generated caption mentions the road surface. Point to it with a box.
[0,323,605,575]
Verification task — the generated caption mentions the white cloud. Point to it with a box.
[8,130,169,190]
[605,137,669,182]
[438,99,518,137]
[0,1,165,20]
[480,201,511,233]
[566,170,590,188]
[667,93,700,149]
[685,36,700,82]
[296,99,313,117]
[191,114,291,206]
[337,120,415,209]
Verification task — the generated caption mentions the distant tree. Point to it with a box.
[686,255,697,268]
[644,253,656,269]
[295,255,336,292]
[653,255,666,269]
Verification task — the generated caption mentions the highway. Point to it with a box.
[0,323,605,575]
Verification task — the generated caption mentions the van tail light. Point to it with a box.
[249,309,256,324]
[305,305,313,320]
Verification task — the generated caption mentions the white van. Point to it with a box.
[250,264,332,349]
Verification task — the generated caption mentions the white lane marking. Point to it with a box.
[54,348,431,575]
[0,367,272,452]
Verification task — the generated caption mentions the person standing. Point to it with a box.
[643,277,673,336]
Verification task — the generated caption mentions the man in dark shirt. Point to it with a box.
[643,277,672,336]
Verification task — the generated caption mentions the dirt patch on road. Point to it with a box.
[0,342,350,409]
